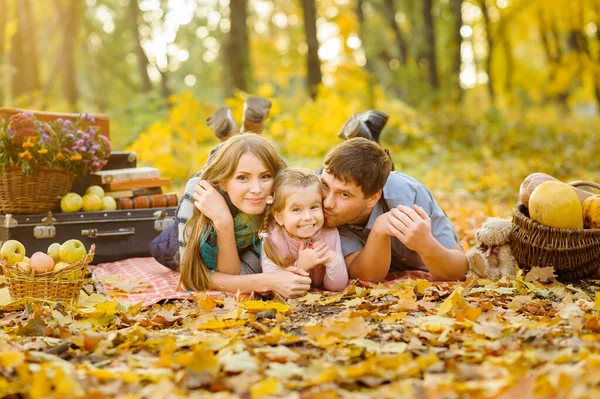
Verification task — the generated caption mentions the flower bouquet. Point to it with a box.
[0,112,111,214]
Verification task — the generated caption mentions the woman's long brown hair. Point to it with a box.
[260,167,322,267]
[179,134,285,291]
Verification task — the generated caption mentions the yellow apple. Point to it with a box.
[86,185,105,198]
[30,252,55,273]
[0,240,26,265]
[22,256,30,264]
[101,196,117,211]
[82,194,103,212]
[59,239,87,264]
[53,261,80,279]
[61,192,83,213]
[47,243,61,262]
[16,261,31,273]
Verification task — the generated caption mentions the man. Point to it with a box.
[320,138,467,282]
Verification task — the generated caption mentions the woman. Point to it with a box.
[179,134,312,298]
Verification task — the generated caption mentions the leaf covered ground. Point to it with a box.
[2,267,600,398]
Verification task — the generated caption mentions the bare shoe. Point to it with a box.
[358,110,389,143]
[241,97,272,134]
[207,107,238,141]
[338,114,374,141]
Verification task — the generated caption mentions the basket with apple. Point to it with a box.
[0,239,95,301]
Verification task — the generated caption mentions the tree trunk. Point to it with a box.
[479,0,494,103]
[421,0,439,89]
[0,0,6,104]
[224,0,249,96]
[450,0,463,97]
[62,0,80,111]
[383,0,408,66]
[501,35,513,91]
[301,0,322,99]
[356,0,376,107]
[129,0,152,92]
[10,0,40,99]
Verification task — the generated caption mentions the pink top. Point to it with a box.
[261,224,348,292]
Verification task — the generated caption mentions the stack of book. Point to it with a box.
[92,167,178,210]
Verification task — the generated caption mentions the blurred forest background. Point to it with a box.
[2,0,600,234]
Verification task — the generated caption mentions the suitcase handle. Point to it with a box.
[81,227,135,238]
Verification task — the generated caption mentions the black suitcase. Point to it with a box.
[0,207,175,264]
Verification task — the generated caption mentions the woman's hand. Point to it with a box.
[268,271,312,298]
[297,241,330,271]
[192,180,233,229]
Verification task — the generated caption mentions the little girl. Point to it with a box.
[260,168,348,292]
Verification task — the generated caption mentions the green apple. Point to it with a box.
[82,194,103,212]
[86,185,105,198]
[47,243,61,262]
[54,261,81,279]
[101,196,117,211]
[59,239,87,264]
[0,240,26,265]
[61,192,83,213]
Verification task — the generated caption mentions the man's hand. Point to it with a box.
[393,205,436,253]
[297,241,330,271]
[192,180,233,229]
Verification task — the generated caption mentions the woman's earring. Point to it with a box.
[265,196,273,205]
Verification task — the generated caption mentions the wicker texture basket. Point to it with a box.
[0,167,74,214]
[510,181,600,281]
[0,245,95,301]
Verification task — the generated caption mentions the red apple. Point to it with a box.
[29,252,55,273]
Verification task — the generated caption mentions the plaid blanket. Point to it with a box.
[91,257,436,307]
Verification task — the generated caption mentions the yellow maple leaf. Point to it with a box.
[437,286,464,316]
[196,292,216,312]
[0,351,24,368]
[242,300,290,314]
[250,378,282,399]
[197,319,246,330]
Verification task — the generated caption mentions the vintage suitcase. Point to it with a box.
[0,208,175,264]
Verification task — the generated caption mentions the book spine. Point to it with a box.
[117,194,178,210]
[105,177,171,191]
[93,168,160,184]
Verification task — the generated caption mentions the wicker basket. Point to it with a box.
[0,245,95,301]
[0,167,74,214]
[510,181,600,281]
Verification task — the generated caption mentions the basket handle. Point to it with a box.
[568,180,600,192]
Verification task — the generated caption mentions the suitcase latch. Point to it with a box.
[3,214,17,228]
[34,211,57,239]
[153,210,175,232]
[34,225,56,239]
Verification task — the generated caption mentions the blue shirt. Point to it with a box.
[338,172,461,272]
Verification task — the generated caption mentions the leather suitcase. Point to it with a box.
[0,208,175,264]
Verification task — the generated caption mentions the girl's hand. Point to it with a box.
[269,271,312,298]
[284,265,310,277]
[322,248,337,267]
[297,241,330,271]
[192,180,233,229]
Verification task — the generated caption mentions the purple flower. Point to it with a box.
[64,120,73,127]
[42,132,50,142]
[66,133,75,139]
[92,162,100,169]
[7,128,14,137]
[88,127,96,136]
[78,146,87,152]
[76,139,84,146]
[82,134,90,140]
[91,144,100,151]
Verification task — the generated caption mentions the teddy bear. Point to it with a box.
[466,217,517,281]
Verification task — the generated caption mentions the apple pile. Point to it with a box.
[61,185,117,213]
[0,239,88,278]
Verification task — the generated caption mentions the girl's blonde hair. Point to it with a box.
[180,134,285,291]
[261,167,322,267]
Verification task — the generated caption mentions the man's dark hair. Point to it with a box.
[323,138,393,197]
